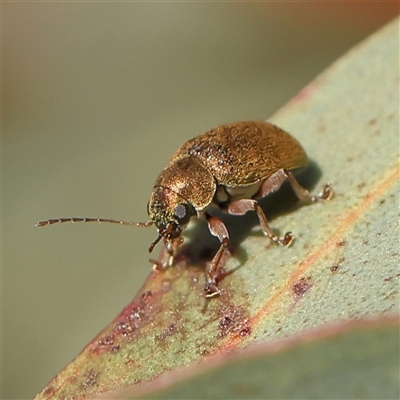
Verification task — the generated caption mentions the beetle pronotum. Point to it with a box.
[37,121,332,297]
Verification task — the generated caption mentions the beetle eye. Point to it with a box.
[174,203,194,225]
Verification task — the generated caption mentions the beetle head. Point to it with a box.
[147,186,196,253]
[147,157,215,254]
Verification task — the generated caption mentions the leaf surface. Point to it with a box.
[112,317,400,399]
[35,17,399,400]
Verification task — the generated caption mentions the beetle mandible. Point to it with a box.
[37,121,332,297]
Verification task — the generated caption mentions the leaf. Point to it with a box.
[110,316,400,399]
[34,17,399,400]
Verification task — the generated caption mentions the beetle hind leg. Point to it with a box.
[259,168,333,203]
[285,170,333,202]
[227,199,293,246]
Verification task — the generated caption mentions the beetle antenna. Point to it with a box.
[35,217,153,228]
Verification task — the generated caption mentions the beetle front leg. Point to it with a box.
[205,215,230,297]
[151,236,183,271]
[227,199,293,246]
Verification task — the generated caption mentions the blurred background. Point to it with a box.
[3,2,398,398]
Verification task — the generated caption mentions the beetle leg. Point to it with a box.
[259,168,333,203]
[258,168,289,197]
[165,238,176,267]
[151,236,184,271]
[228,199,293,246]
[285,170,333,202]
[205,215,230,297]
[150,259,168,271]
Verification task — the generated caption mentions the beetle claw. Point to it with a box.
[311,184,333,202]
[319,184,333,200]
[281,231,294,246]
[271,231,293,247]
[150,259,168,271]
[204,281,221,298]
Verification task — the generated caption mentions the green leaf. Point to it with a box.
[34,17,399,400]
[112,317,400,399]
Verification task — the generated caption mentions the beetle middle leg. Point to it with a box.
[204,215,230,297]
[227,199,293,246]
[227,168,332,247]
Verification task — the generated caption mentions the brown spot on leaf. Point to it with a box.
[92,288,163,355]
[161,279,172,292]
[155,323,178,348]
[81,369,98,389]
[140,290,153,302]
[217,305,250,338]
[111,345,120,353]
[357,181,366,190]
[239,326,251,337]
[114,321,133,336]
[218,316,232,331]
[43,385,56,396]
[96,334,115,350]
[318,124,327,133]
[292,277,313,300]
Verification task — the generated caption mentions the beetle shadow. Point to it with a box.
[175,160,323,273]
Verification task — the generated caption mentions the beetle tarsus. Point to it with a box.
[319,184,333,200]
[271,231,293,247]
[309,184,333,202]
[281,231,294,246]
[150,259,168,271]
[204,281,220,298]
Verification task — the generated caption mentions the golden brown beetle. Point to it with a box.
[37,121,332,297]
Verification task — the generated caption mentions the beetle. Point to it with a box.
[37,121,332,297]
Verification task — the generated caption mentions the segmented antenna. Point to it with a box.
[35,217,153,228]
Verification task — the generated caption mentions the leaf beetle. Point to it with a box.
[37,121,332,297]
